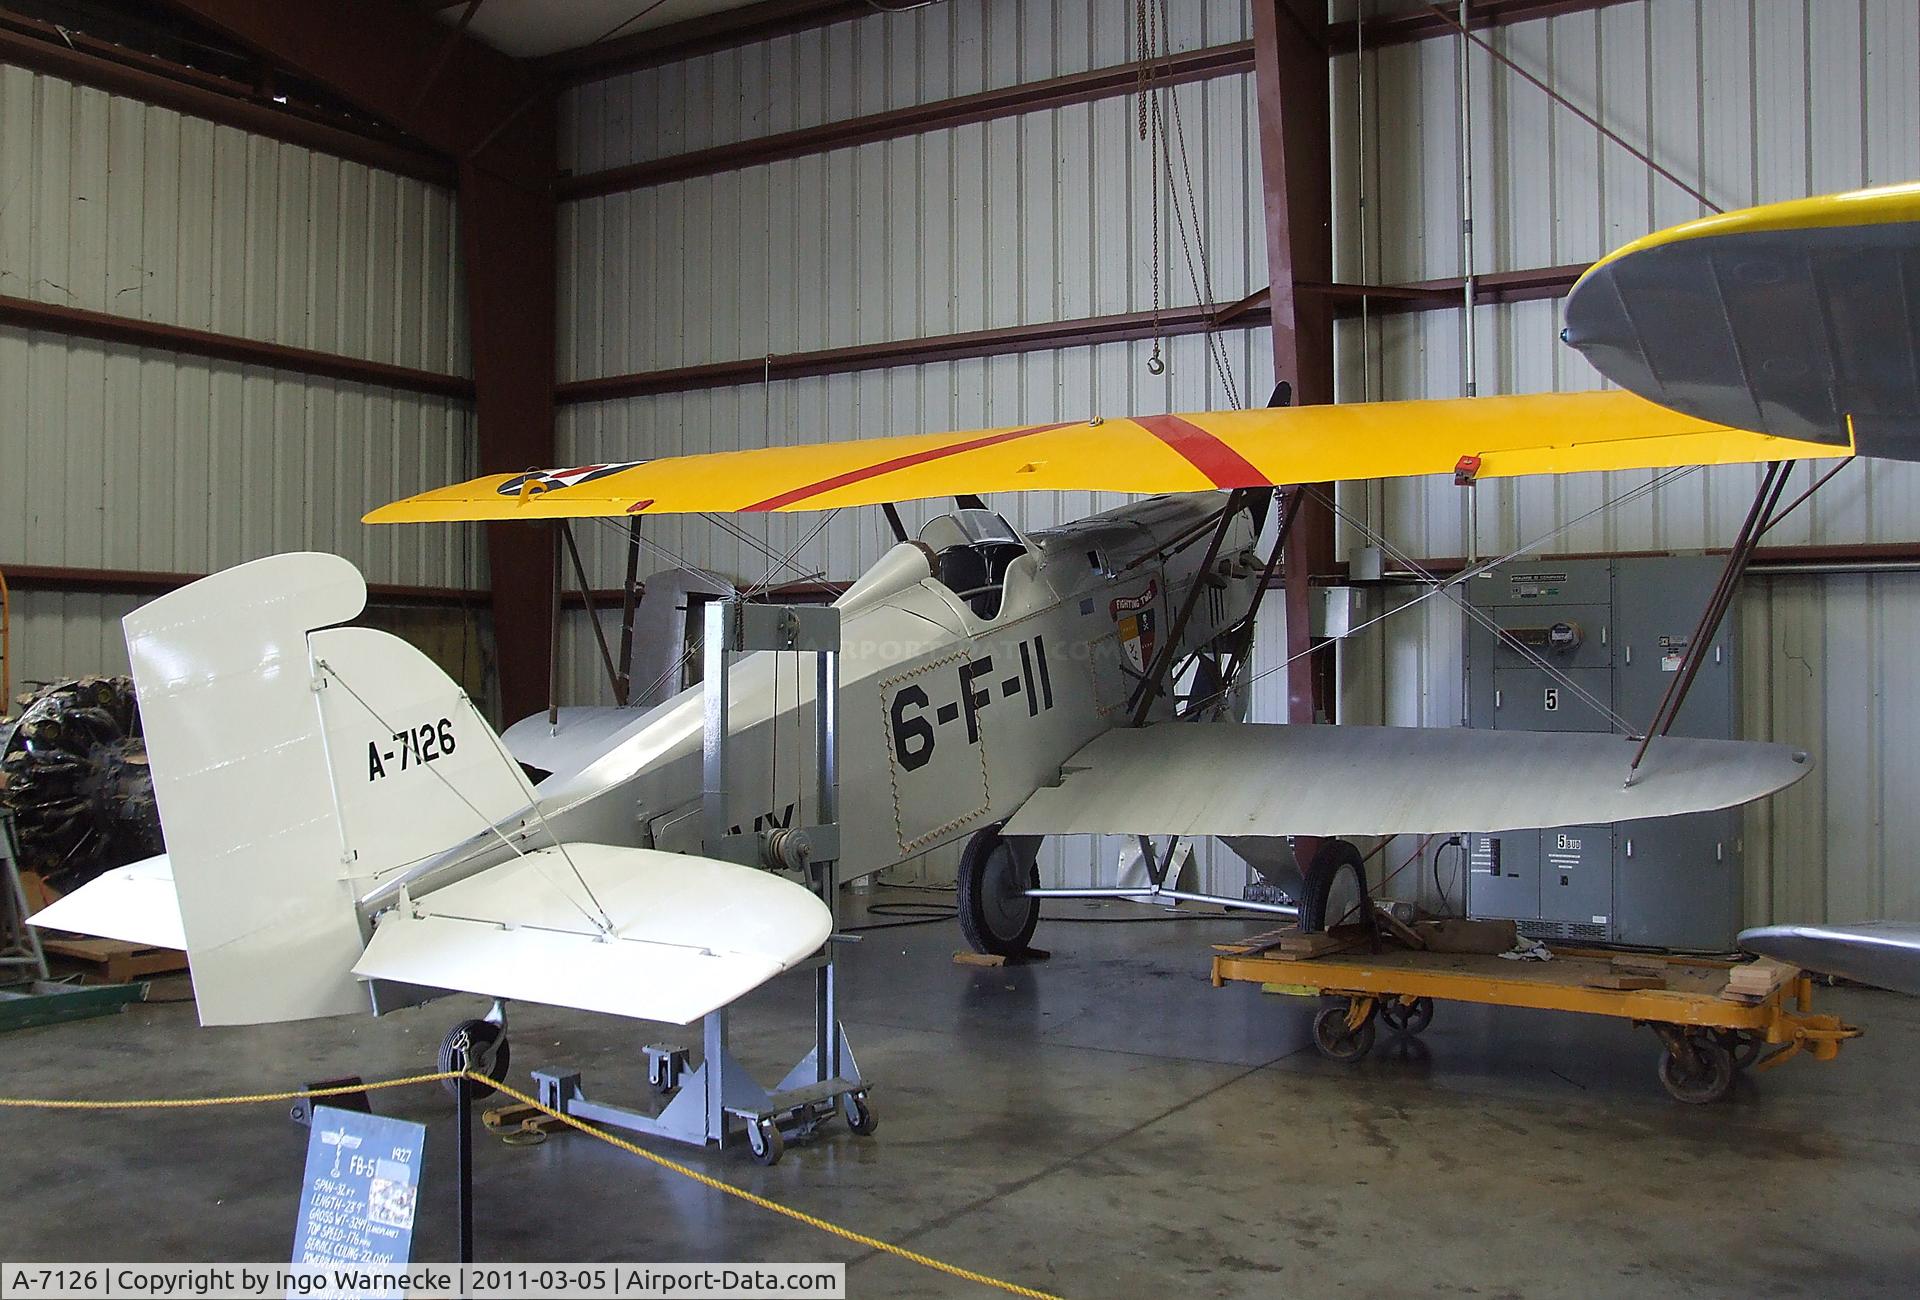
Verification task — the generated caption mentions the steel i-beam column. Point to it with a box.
[1251,0,1337,727]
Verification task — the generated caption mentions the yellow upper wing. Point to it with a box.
[365,389,1840,523]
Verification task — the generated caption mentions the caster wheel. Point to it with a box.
[1312,1004,1377,1063]
[1659,1036,1735,1104]
[748,1118,785,1166]
[439,1018,510,1101]
[842,1092,878,1137]
[1380,997,1434,1036]
[957,824,1043,956]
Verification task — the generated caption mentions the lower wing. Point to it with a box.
[1002,722,1812,840]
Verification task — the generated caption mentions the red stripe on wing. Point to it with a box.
[740,422,1077,512]
[1136,415,1270,489]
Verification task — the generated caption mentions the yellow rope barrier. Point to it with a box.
[0,1070,1063,1300]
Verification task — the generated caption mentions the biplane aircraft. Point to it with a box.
[34,182,1920,1083]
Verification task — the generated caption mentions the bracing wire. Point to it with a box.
[1197,464,1704,716]
[317,664,616,934]
[1300,483,1638,732]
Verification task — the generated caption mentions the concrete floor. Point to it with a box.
[2,890,1916,1296]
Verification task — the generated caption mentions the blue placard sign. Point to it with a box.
[291,1105,427,1296]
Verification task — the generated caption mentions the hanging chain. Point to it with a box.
[1138,0,1165,376]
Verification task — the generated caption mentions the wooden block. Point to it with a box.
[1583,973,1667,991]
[1274,931,1350,957]
[41,937,189,984]
[952,951,1007,968]
[1722,956,1795,1001]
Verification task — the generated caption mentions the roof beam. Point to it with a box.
[539,0,868,86]
[543,0,1634,91]
[0,294,475,400]
[561,40,1255,200]
[0,12,452,183]
[155,0,549,171]
[554,263,1590,406]
[1327,0,1638,50]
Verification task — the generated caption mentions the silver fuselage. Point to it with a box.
[369,493,1261,907]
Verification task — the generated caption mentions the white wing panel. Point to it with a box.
[354,843,831,1024]
[1004,722,1813,839]
[29,854,184,951]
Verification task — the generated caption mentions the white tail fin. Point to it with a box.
[121,553,531,1025]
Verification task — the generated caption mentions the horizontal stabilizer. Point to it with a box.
[1739,922,1920,997]
[1004,722,1812,839]
[354,843,831,1024]
[29,854,184,951]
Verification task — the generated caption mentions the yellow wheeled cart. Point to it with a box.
[1212,938,1862,1104]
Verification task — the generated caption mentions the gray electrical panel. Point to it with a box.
[1463,557,1741,950]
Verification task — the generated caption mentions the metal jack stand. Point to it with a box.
[532,599,873,1166]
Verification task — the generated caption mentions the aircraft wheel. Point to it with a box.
[1312,1003,1376,1063]
[1380,996,1434,1036]
[1299,839,1371,933]
[439,1018,510,1101]
[1658,1034,1735,1104]
[957,825,1041,956]
[842,1091,879,1136]
[748,1117,785,1166]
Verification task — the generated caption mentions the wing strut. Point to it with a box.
[1627,457,1851,781]
[614,516,645,707]
[880,502,909,544]
[1127,489,1260,725]
[559,520,625,711]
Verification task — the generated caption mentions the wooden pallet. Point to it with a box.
[38,936,186,984]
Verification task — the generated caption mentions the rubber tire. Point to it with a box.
[1380,997,1435,1036]
[1658,1037,1735,1104]
[749,1118,785,1166]
[843,1092,879,1137]
[956,825,1042,956]
[439,1018,510,1101]
[1299,839,1372,934]
[1312,1004,1377,1063]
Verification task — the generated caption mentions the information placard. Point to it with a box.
[290,1105,426,1297]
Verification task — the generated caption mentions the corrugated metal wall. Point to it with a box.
[0,64,477,694]
[1330,0,1920,924]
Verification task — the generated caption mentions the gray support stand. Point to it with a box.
[532,599,872,1165]
[0,813,48,982]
